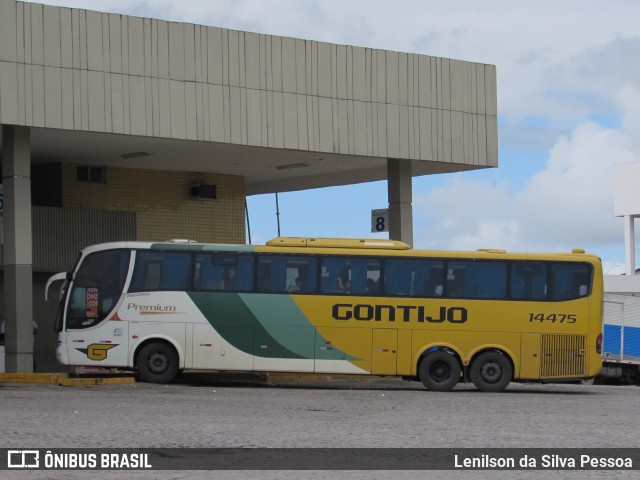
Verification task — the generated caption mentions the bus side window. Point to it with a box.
[551,264,592,300]
[446,265,466,297]
[446,261,507,299]
[257,255,316,294]
[130,252,192,292]
[194,253,254,292]
[322,259,350,294]
[142,262,161,290]
[384,259,443,297]
[321,258,379,295]
[511,262,547,300]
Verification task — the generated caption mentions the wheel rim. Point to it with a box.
[480,361,502,383]
[430,361,451,383]
[148,352,168,374]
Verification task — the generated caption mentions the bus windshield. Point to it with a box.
[67,249,130,329]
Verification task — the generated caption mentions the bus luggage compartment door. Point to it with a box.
[372,329,397,375]
[520,333,541,380]
[192,323,253,371]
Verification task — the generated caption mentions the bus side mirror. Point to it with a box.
[45,272,72,302]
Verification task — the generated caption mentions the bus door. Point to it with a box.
[372,329,397,375]
[63,250,131,367]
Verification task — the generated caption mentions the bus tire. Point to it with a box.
[136,342,179,384]
[418,351,461,391]
[470,351,512,392]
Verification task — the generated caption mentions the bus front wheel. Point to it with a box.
[136,342,179,384]
[418,351,461,391]
[470,351,512,392]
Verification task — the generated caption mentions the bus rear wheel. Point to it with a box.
[418,351,461,391]
[136,342,179,384]
[470,351,512,392]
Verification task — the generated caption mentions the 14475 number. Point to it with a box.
[529,313,576,323]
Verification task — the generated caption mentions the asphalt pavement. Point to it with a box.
[1,375,638,479]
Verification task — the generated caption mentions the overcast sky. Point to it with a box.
[29,0,640,272]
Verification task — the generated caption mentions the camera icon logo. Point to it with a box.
[7,450,40,468]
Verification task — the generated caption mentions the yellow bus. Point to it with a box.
[47,237,604,392]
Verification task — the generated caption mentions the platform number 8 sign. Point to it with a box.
[371,209,389,233]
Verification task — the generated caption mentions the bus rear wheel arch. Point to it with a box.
[135,341,180,384]
[418,349,462,392]
[469,350,513,392]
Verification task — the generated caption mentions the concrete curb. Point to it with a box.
[0,373,136,386]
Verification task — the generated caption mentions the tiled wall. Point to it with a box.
[62,164,246,244]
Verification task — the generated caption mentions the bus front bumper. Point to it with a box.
[56,342,69,365]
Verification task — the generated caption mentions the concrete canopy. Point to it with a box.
[0,1,497,195]
[7,127,485,195]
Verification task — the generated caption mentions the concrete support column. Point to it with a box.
[624,215,636,276]
[387,158,413,248]
[2,125,33,373]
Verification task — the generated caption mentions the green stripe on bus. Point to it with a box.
[238,294,314,358]
[188,292,358,362]
[188,292,307,359]
[238,294,357,361]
